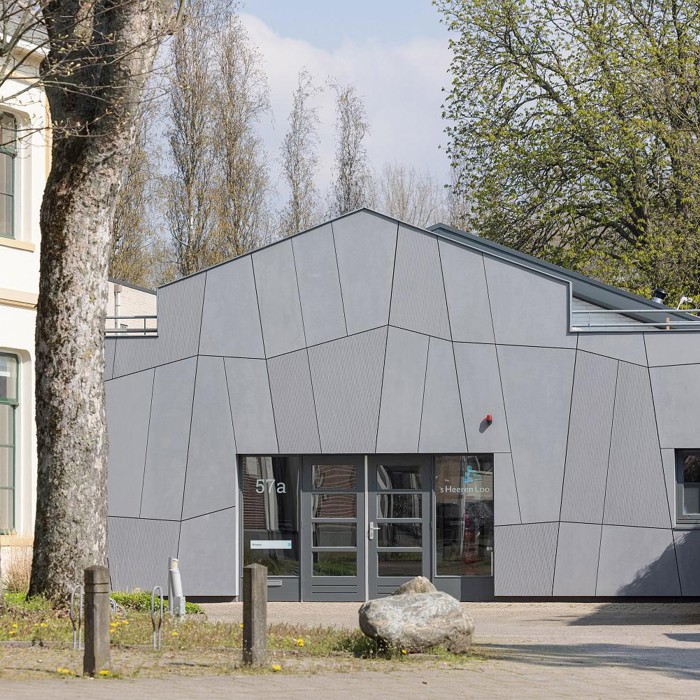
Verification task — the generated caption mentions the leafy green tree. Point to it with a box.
[437,0,700,302]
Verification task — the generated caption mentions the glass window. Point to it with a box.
[677,451,700,524]
[0,353,17,533]
[242,456,301,576]
[0,113,15,239]
[435,454,494,576]
[313,464,356,490]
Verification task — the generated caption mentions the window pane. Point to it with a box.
[378,522,422,548]
[0,113,15,152]
[377,493,422,519]
[378,551,422,577]
[0,488,13,531]
[312,464,356,490]
[684,485,700,515]
[0,355,18,401]
[376,464,422,490]
[435,454,494,576]
[0,446,13,487]
[313,551,356,577]
[0,194,12,238]
[313,523,356,547]
[243,456,300,576]
[0,404,13,446]
[683,454,700,483]
[0,153,12,194]
[312,493,356,519]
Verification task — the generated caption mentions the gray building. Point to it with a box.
[104,209,700,601]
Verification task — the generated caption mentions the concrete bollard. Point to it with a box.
[83,565,111,677]
[242,563,267,666]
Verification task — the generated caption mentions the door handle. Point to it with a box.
[368,522,380,540]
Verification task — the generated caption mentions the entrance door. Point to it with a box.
[301,456,365,601]
[367,455,431,598]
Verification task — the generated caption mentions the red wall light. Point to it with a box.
[485,414,493,425]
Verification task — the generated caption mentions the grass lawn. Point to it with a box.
[0,593,483,679]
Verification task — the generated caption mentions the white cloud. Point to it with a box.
[239,13,453,207]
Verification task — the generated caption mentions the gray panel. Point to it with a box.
[106,369,154,518]
[199,258,265,358]
[113,274,205,377]
[454,343,510,453]
[553,522,601,596]
[333,210,398,335]
[268,349,320,453]
[140,358,197,520]
[418,338,467,453]
[376,327,429,453]
[494,523,558,596]
[645,332,700,367]
[673,530,700,596]
[650,365,700,448]
[438,240,494,343]
[604,362,670,528]
[108,517,180,592]
[484,256,576,348]
[494,453,520,526]
[224,357,278,454]
[178,508,238,597]
[577,333,647,366]
[104,338,116,381]
[389,226,451,339]
[597,525,680,596]
[560,352,618,523]
[309,327,387,453]
[292,223,347,346]
[182,356,238,520]
[252,239,306,358]
[498,346,575,523]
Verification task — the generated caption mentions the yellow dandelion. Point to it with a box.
[272,664,282,672]
[401,649,407,655]
[239,623,244,629]
[98,669,112,677]
[40,622,48,628]
[9,630,16,636]
[121,620,129,625]
[171,631,179,637]
[11,623,18,628]
[296,638,304,647]
[56,667,72,675]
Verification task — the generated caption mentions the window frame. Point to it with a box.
[0,112,16,240]
[0,352,18,533]
[675,450,700,527]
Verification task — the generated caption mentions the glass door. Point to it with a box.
[301,456,365,601]
[367,455,431,598]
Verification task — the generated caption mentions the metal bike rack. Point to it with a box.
[69,585,83,650]
[151,586,164,650]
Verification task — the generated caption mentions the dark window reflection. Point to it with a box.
[377,551,422,577]
[435,454,494,576]
[243,456,300,576]
[313,464,356,490]
[377,464,422,490]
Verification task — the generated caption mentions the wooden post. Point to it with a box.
[242,563,267,666]
[83,565,111,676]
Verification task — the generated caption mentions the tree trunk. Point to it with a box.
[28,1,173,601]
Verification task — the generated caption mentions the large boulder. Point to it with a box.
[358,591,474,653]
[392,576,437,596]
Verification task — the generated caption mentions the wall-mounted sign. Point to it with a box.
[250,540,292,550]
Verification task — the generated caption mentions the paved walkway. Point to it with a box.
[4,602,700,698]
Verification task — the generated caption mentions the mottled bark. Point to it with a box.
[29,0,174,601]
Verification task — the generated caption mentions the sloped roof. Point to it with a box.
[428,220,688,324]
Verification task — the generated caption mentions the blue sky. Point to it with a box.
[239,1,454,204]
[244,0,448,48]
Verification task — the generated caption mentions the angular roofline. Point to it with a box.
[155,208,689,324]
[428,221,687,321]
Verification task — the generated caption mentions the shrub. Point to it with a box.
[111,591,203,615]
